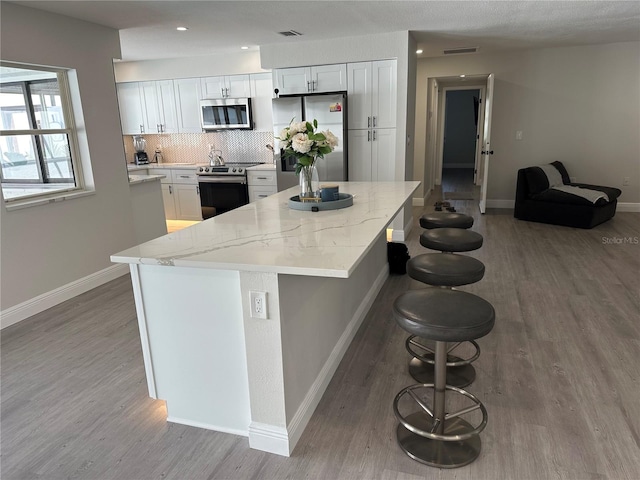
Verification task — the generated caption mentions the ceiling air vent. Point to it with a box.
[278,30,303,37]
[443,47,478,55]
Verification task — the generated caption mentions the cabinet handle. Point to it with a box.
[196,186,200,195]
[221,87,225,97]
[169,185,173,194]
[157,124,161,133]
[257,176,268,180]
[373,116,377,127]
[179,175,189,178]
[373,130,376,141]
[140,124,144,133]
[225,87,229,97]
[312,80,317,91]
[307,81,311,92]
[368,117,371,128]
[368,130,371,142]
[258,194,267,198]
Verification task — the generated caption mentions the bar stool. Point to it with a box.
[420,212,474,230]
[406,253,485,387]
[393,288,495,468]
[420,228,483,253]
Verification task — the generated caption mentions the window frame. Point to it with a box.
[0,62,85,203]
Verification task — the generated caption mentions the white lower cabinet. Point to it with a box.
[149,168,202,221]
[348,128,396,182]
[247,170,277,202]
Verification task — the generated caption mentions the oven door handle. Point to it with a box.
[198,176,247,184]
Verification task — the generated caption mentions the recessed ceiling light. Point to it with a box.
[460,74,466,78]
[416,49,423,54]
[176,26,188,31]
[241,46,249,50]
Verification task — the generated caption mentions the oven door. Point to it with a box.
[198,175,248,219]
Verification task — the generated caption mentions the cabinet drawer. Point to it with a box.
[248,185,277,202]
[147,168,171,183]
[247,171,276,186]
[172,170,199,184]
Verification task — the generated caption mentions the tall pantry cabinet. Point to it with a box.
[347,60,397,181]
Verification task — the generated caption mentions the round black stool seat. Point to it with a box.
[393,289,495,342]
[420,212,474,230]
[420,228,483,253]
[407,254,485,286]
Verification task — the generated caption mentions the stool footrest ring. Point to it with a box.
[406,336,480,367]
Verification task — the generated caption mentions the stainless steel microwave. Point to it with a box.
[200,98,253,130]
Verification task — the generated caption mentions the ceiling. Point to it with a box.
[9,1,640,62]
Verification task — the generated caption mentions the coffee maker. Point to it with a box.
[133,135,149,165]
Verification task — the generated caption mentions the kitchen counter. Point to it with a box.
[127,162,201,171]
[245,163,276,171]
[128,174,165,185]
[111,181,419,457]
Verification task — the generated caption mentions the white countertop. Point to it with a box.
[112,181,420,278]
[128,174,166,185]
[128,163,276,172]
[246,163,277,171]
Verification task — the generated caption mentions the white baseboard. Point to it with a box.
[391,215,414,242]
[412,189,432,207]
[168,416,248,438]
[486,199,515,209]
[260,263,389,457]
[1,264,129,329]
[618,203,640,213]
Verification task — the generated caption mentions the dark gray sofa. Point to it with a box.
[514,161,622,229]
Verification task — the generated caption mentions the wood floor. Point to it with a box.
[2,196,639,479]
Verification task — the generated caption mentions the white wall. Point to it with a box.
[414,41,640,205]
[114,50,266,82]
[0,4,137,313]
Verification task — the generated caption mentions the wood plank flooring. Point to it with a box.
[2,200,639,479]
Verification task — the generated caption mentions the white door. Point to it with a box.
[174,78,202,134]
[479,73,494,214]
[371,60,397,129]
[249,73,274,132]
[161,184,177,220]
[157,80,178,133]
[372,128,396,181]
[227,75,251,98]
[116,83,145,135]
[275,67,310,95]
[201,76,226,99]
[348,130,372,181]
[347,62,372,130]
[140,81,162,134]
[311,64,346,92]
[175,184,203,220]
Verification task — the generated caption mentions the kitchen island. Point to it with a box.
[111,181,420,456]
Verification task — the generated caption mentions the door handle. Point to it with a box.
[373,116,377,127]
[368,130,371,142]
[373,130,376,141]
[196,186,200,195]
[368,117,371,128]
[307,81,311,92]
[481,150,494,155]
[157,124,161,133]
[169,185,173,194]
[312,80,317,91]
[140,125,144,133]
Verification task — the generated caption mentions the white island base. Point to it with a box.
[114,182,420,456]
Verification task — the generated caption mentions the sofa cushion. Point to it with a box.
[532,187,617,206]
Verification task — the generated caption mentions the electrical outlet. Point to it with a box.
[623,177,631,186]
[515,130,523,140]
[249,291,267,319]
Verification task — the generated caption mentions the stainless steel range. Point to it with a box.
[196,163,260,219]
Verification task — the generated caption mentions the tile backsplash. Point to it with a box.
[124,130,275,165]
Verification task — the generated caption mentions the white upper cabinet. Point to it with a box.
[201,74,251,99]
[140,80,179,134]
[249,73,274,132]
[273,64,347,95]
[347,60,396,130]
[174,78,203,133]
[116,83,145,135]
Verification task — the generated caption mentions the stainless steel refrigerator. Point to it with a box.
[272,93,347,191]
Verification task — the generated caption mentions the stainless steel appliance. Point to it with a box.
[196,163,258,219]
[272,92,347,192]
[200,98,253,131]
[133,135,149,165]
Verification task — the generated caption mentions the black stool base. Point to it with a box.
[396,412,481,468]
[408,357,476,388]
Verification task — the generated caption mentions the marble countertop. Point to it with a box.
[112,181,420,278]
[128,174,166,185]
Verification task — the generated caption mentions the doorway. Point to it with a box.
[441,88,480,202]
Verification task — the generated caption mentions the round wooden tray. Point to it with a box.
[288,193,354,211]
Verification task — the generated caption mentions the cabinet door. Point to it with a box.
[311,64,347,93]
[248,185,277,203]
[250,73,274,132]
[201,76,226,99]
[161,184,177,220]
[274,67,311,95]
[372,128,396,181]
[347,129,372,181]
[174,78,203,133]
[227,75,251,98]
[175,184,203,221]
[116,83,145,135]
[372,60,397,129]
[140,81,162,134]
[156,80,178,133]
[347,62,372,130]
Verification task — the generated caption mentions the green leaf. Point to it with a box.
[313,119,318,128]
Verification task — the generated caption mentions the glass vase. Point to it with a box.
[299,163,319,200]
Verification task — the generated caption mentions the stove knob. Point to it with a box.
[199,167,203,172]
[238,168,243,173]
[232,168,237,172]
[205,167,209,172]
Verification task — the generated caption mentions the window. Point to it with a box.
[0,64,83,202]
